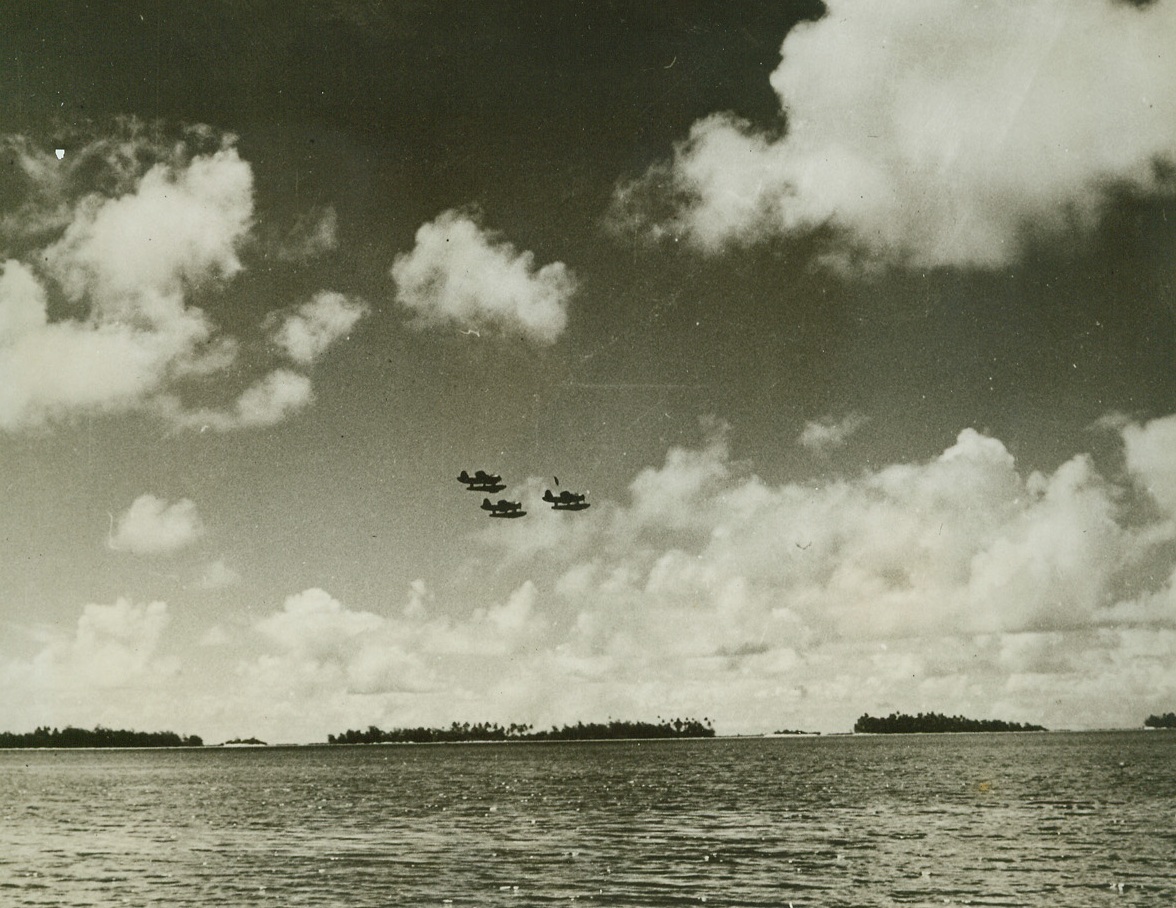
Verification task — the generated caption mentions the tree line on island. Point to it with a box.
[0,726,203,748]
[853,712,1046,734]
[328,717,716,744]
[6,713,1175,747]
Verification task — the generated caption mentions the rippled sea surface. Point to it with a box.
[2,732,1175,906]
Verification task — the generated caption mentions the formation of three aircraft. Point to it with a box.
[456,470,590,518]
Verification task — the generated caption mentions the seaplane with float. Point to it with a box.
[458,470,506,493]
[542,488,590,511]
[542,476,590,511]
[481,498,526,518]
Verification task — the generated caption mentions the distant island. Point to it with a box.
[1144,713,1176,729]
[328,717,715,745]
[772,728,820,736]
[0,726,203,748]
[854,712,1046,734]
[221,737,267,746]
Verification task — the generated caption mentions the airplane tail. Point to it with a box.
[543,490,555,502]
[481,498,491,509]
[459,470,471,482]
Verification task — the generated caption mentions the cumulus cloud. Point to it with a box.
[248,589,423,704]
[109,494,205,555]
[0,598,184,733]
[0,124,349,433]
[628,419,731,530]
[156,369,314,431]
[0,256,215,428]
[17,413,1176,739]
[267,290,369,364]
[0,122,213,242]
[391,209,576,344]
[256,588,385,654]
[0,129,247,429]
[42,146,252,310]
[215,415,1176,737]
[612,0,1176,269]
[243,581,549,711]
[445,415,1176,732]
[1121,413,1176,516]
[799,413,869,452]
[597,425,1159,644]
[6,599,177,693]
[51,413,1171,740]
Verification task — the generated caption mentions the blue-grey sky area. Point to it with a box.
[2,1,1176,743]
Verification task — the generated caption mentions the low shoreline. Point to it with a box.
[1,726,1164,750]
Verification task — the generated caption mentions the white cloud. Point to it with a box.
[0,259,48,341]
[218,415,1176,735]
[11,412,1176,740]
[221,369,314,427]
[0,125,351,433]
[17,415,1176,741]
[799,413,869,452]
[43,147,252,312]
[613,0,1176,269]
[237,582,551,730]
[445,416,1176,732]
[629,419,731,530]
[0,124,197,242]
[0,258,214,428]
[157,368,314,432]
[464,581,545,655]
[3,600,177,697]
[1122,412,1176,516]
[248,588,429,702]
[109,494,205,555]
[0,598,187,735]
[268,290,369,364]
[68,599,175,686]
[391,209,576,344]
[0,131,249,430]
[256,588,386,656]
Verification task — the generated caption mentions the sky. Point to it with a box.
[2,0,1176,744]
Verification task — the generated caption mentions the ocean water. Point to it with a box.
[1,732,1174,906]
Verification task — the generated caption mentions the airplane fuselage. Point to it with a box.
[544,489,588,510]
[481,497,525,517]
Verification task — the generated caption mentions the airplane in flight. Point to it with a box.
[458,470,506,493]
[542,489,590,511]
[481,498,526,518]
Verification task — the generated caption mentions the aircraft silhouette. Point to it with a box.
[542,488,590,511]
[481,498,526,518]
[458,470,506,493]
